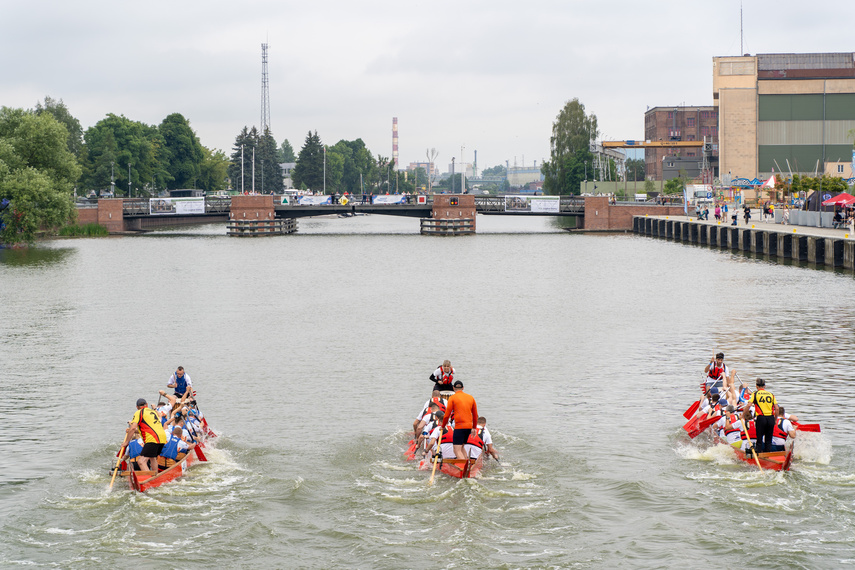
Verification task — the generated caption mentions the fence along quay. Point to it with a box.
[633,215,855,271]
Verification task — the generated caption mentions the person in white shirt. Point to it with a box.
[771,406,797,452]
[476,417,499,461]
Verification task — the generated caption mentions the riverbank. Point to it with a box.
[635,214,855,271]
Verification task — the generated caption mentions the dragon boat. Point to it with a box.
[113,397,217,492]
[682,394,819,472]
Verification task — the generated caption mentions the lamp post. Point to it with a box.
[323,146,326,195]
[128,163,132,198]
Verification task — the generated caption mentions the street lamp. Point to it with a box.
[128,163,132,198]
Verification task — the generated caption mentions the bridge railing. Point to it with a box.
[473,196,585,213]
[121,196,233,216]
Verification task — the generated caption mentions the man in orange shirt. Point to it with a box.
[440,380,478,460]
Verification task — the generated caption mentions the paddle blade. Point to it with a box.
[683,400,700,420]
[194,445,208,462]
[689,415,721,439]
[683,415,701,434]
[795,423,821,433]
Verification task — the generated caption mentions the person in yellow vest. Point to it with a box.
[124,398,168,473]
[750,379,778,453]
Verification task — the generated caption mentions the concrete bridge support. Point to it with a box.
[826,238,844,268]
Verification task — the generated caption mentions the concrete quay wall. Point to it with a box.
[633,216,855,271]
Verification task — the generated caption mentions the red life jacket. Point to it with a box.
[724,413,741,436]
[438,367,454,384]
[466,432,484,448]
[708,364,725,381]
[772,419,790,441]
[440,427,454,444]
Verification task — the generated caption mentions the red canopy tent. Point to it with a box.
[821,192,855,206]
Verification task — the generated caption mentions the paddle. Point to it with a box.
[194,444,208,462]
[428,429,444,485]
[683,400,700,420]
[688,415,721,439]
[109,445,127,490]
[739,418,763,470]
[794,423,821,433]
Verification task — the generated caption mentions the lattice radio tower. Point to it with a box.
[261,43,271,133]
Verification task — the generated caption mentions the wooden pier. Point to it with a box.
[227,218,296,237]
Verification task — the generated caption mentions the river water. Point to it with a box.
[0,214,852,569]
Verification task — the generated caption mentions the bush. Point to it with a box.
[58,223,109,237]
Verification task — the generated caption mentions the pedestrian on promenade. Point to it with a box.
[782,205,789,225]
[743,205,751,225]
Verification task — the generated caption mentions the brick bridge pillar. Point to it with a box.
[423,194,475,235]
[230,195,275,222]
[75,199,125,233]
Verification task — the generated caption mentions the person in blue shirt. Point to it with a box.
[167,366,192,398]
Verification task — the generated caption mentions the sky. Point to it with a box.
[1,0,852,174]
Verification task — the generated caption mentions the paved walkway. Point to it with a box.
[654,210,855,240]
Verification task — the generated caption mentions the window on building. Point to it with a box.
[712,127,718,136]
[839,165,845,173]
[687,117,696,127]
[667,111,674,119]
[701,126,710,137]
[687,152,695,157]
[687,135,696,141]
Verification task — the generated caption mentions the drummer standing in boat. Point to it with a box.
[167,366,192,398]
[430,360,455,392]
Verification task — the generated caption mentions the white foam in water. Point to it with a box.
[793,432,832,465]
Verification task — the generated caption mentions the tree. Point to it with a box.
[663,176,686,195]
[277,139,296,163]
[35,96,83,159]
[258,128,284,194]
[158,113,204,189]
[228,126,257,192]
[198,147,229,193]
[542,98,598,195]
[328,138,376,194]
[81,114,167,196]
[291,131,324,191]
[0,107,79,244]
[481,164,506,177]
[626,158,645,182]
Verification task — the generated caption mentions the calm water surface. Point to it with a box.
[0,214,853,569]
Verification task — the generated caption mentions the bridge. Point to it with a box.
[76,195,684,235]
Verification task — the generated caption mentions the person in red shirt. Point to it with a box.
[440,380,478,460]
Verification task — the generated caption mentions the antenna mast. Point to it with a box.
[739,2,744,55]
[261,43,271,133]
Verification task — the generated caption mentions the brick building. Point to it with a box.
[643,106,719,180]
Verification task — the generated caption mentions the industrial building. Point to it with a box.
[643,106,719,180]
[713,52,855,182]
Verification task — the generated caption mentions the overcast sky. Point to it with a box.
[1,1,852,173]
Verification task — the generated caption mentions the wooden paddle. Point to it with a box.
[428,429,443,485]
[739,419,763,470]
[109,445,127,490]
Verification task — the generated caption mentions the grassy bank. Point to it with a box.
[58,223,109,237]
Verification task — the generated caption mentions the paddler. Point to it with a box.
[770,406,796,452]
[124,398,168,473]
[750,378,778,453]
[440,380,478,461]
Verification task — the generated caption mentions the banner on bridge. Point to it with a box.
[372,194,406,205]
[297,195,332,205]
[149,197,205,215]
[504,195,559,213]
